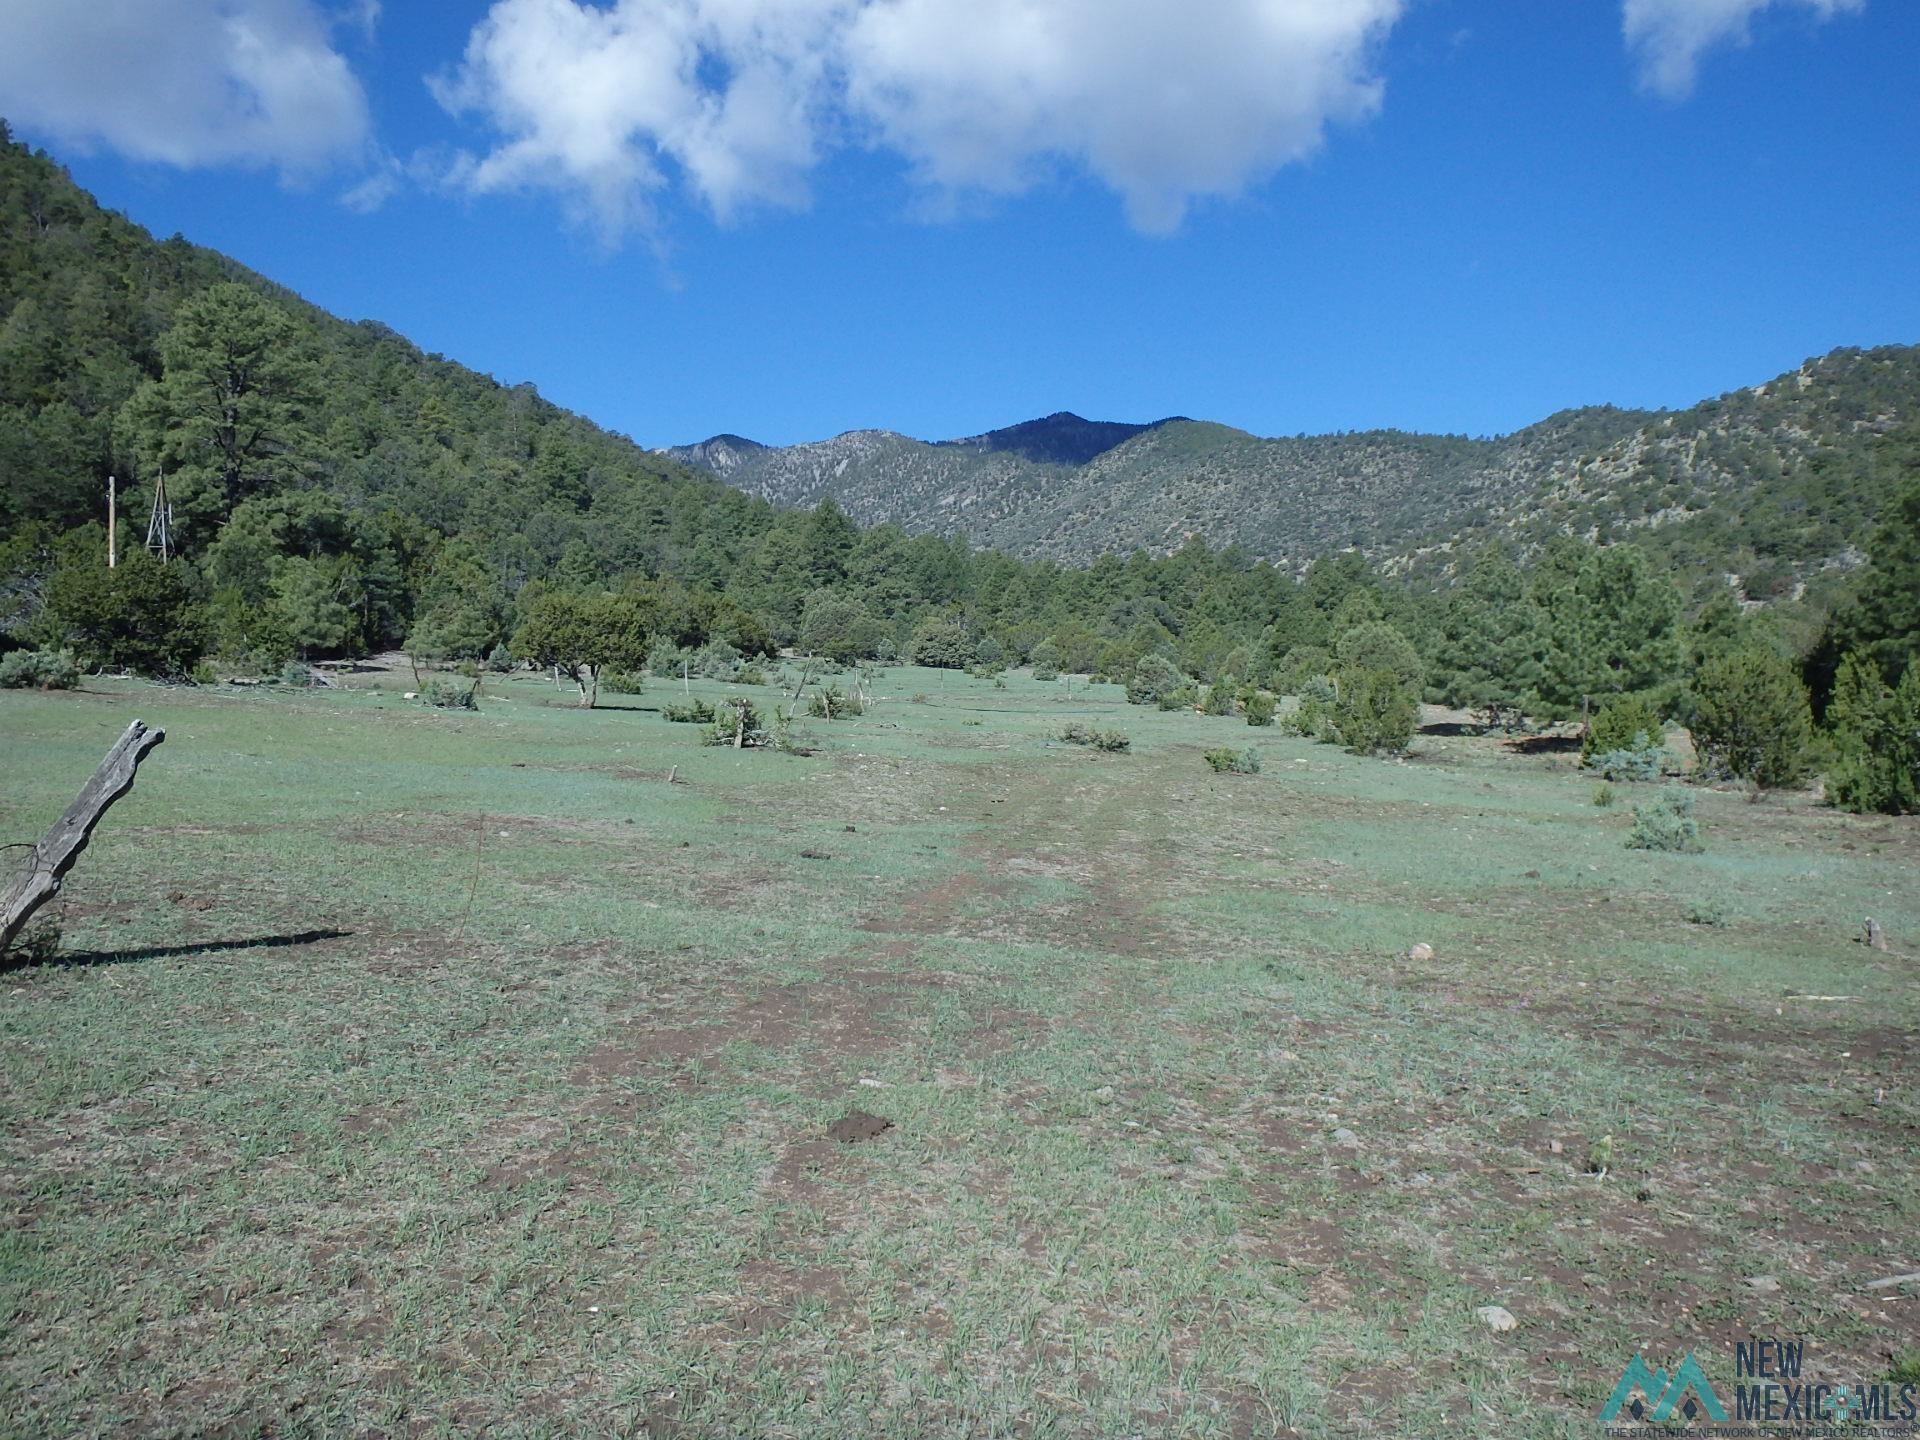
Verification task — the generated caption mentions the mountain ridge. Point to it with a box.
[661,352,1919,594]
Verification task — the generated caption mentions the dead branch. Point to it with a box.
[2,720,165,955]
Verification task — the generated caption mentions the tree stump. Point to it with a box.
[1863,918,1890,952]
[1,720,165,956]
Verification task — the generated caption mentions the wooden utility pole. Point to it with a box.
[1,720,166,956]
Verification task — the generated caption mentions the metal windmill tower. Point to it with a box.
[144,470,174,562]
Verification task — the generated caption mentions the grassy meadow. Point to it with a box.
[1,664,1916,1438]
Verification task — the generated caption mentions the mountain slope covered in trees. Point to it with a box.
[667,348,1920,597]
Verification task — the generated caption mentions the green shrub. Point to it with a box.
[704,698,768,747]
[1328,666,1417,755]
[662,698,716,724]
[1587,740,1672,782]
[695,640,742,679]
[1685,897,1729,927]
[1299,672,1337,706]
[1626,789,1704,853]
[0,647,79,690]
[39,547,207,677]
[1200,684,1236,717]
[1280,698,1320,738]
[422,678,478,710]
[1276,646,1334,694]
[1203,746,1261,774]
[281,662,315,687]
[736,664,767,686]
[484,643,515,672]
[1690,647,1813,787]
[769,710,803,754]
[599,668,645,695]
[908,615,981,670]
[1243,691,1277,727]
[1126,654,1185,707]
[1593,781,1616,807]
[1060,721,1129,751]
[1032,665,1060,682]
[1157,684,1197,711]
[1583,694,1665,762]
[807,684,866,718]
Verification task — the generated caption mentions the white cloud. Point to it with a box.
[0,0,371,174]
[1623,0,1863,98]
[433,0,1403,240]
[844,0,1400,232]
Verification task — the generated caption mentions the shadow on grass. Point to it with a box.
[1504,734,1582,754]
[5,928,353,972]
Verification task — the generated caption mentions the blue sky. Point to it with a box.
[2,0,1914,449]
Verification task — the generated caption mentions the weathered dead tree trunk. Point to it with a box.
[1,719,165,955]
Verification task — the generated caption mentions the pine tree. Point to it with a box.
[1536,544,1682,721]
[1826,655,1920,814]
[1839,480,1920,685]
[115,283,319,538]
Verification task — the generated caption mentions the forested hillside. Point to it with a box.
[668,350,1920,598]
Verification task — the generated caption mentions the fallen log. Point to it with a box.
[1,719,165,956]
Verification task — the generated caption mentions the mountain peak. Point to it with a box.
[658,433,766,471]
[939,411,1170,466]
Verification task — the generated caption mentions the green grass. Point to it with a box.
[2,664,1916,1438]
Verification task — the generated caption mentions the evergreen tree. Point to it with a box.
[907,614,979,669]
[1029,637,1063,679]
[1536,544,1682,721]
[1834,480,1920,685]
[1826,655,1920,814]
[1328,666,1417,755]
[1690,647,1814,787]
[1434,549,1544,718]
[510,591,652,707]
[115,283,318,536]
[799,587,886,663]
[273,556,355,657]
[1333,619,1423,695]
[407,543,503,662]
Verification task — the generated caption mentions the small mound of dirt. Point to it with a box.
[826,1110,893,1144]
